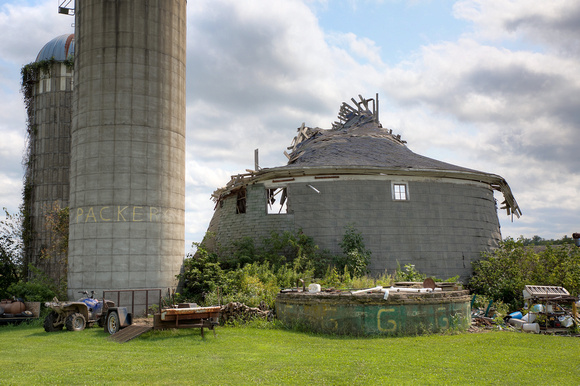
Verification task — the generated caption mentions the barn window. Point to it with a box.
[392,183,409,201]
[267,187,288,214]
[236,187,246,214]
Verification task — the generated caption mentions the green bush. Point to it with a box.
[0,252,20,299]
[220,230,326,277]
[335,224,371,278]
[469,237,580,309]
[540,244,580,295]
[177,242,224,304]
[0,208,24,297]
[7,281,56,302]
[203,261,312,308]
[394,263,426,282]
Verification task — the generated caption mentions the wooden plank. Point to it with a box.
[108,325,153,343]
[161,306,221,315]
[161,312,218,321]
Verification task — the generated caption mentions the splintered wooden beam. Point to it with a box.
[342,102,357,113]
[357,94,368,110]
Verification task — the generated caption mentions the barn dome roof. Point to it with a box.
[36,34,75,62]
[213,95,521,219]
[284,96,478,173]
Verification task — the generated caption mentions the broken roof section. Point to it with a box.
[213,94,521,218]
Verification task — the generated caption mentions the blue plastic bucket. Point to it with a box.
[509,311,523,319]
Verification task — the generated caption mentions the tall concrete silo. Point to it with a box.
[22,34,74,288]
[68,0,187,298]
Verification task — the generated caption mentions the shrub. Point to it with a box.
[203,261,311,308]
[178,242,224,304]
[221,230,326,277]
[468,237,580,309]
[394,263,426,282]
[7,281,56,302]
[0,208,24,297]
[320,266,341,288]
[469,238,535,308]
[335,224,371,278]
[539,245,580,296]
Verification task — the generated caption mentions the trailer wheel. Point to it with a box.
[44,312,63,332]
[65,312,86,331]
[105,311,120,334]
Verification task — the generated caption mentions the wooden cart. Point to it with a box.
[154,306,221,337]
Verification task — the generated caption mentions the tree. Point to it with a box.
[469,237,580,309]
[0,208,24,297]
[336,224,372,278]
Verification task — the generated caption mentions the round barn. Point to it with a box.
[207,95,521,280]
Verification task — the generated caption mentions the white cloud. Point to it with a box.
[0,1,73,64]
[326,32,384,66]
[453,0,580,56]
[376,1,580,238]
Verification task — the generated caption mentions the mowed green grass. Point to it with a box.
[0,322,578,385]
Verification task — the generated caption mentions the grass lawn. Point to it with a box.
[0,321,578,385]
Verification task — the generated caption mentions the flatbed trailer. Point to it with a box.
[154,306,221,337]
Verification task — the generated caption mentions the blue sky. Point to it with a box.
[312,0,470,64]
[0,0,579,252]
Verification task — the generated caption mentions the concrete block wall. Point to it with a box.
[211,178,501,281]
[292,179,500,280]
[211,185,295,250]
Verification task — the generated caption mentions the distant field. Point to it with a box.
[0,322,578,385]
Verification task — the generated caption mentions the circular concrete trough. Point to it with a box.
[275,289,471,335]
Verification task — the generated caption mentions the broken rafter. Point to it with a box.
[285,123,319,161]
[333,94,379,130]
[490,181,522,219]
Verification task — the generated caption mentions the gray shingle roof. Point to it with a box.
[285,115,481,174]
[214,97,521,218]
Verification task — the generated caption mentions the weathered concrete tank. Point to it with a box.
[276,289,471,335]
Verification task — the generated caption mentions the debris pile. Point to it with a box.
[220,301,273,323]
[471,285,580,335]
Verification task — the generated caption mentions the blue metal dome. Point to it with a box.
[36,34,74,62]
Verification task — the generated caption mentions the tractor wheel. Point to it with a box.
[65,312,86,332]
[44,312,63,332]
[105,311,120,335]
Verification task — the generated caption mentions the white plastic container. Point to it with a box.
[521,313,536,323]
[522,323,540,333]
[308,283,321,293]
[508,318,525,328]
[559,315,574,328]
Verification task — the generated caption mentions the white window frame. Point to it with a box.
[392,182,409,201]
